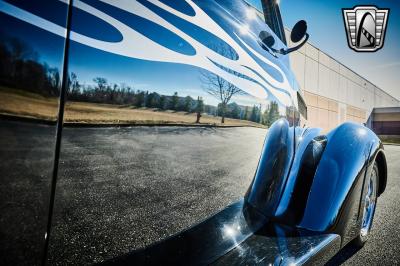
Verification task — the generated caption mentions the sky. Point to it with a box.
[1,0,300,113]
[3,0,398,107]
[275,0,400,100]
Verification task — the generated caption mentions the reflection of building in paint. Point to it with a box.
[284,29,400,131]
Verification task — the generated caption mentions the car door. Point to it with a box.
[2,0,299,264]
[0,1,70,265]
[47,0,298,264]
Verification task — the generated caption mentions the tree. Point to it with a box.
[200,45,243,123]
[183,96,193,112]
[250,105,258,122]
[159,95,166,110]
[69,72,81,99]
[230,103,241,119]
[170,92,179,110]
[47,67,60,93]
[135,91,145,107]
[109,83,118,103]
[146,92,159,108]
[93,77,107,91]
[264,101,280,127]
[262,107,269,125]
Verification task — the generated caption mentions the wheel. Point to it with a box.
[353,162,379,247]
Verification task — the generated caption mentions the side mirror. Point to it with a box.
[259,20,309,55]
[291,20,308,43]
[259,31,275,49]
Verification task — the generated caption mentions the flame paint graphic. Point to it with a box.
[0,0,296,106]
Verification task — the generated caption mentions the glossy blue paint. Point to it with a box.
[245,118,295,216]
[274,126,322,217]
[299,123,379,232]
[245,120,385,247]
[103,120,386,264]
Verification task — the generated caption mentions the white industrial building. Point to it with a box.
[285,29,400,131]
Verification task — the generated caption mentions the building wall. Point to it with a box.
[285,29,400,131]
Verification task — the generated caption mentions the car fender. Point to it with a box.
[298,122,385,244]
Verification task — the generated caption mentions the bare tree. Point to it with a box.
[93,77,107,91]
[200,45,244,123]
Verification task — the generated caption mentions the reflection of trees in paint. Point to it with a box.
[67,72,283,126]
[0,37,280,126]
[200,45,245,123]
[263,101,280,127]
[170,92,179,110]
[68,74,206,114]
[201,69,243,123]
[0,37,60,96]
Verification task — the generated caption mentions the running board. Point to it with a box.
[101,199,341,265]
[213,232,340,265]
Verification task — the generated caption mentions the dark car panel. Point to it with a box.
[45,0,300,263]
[0,1,68,265]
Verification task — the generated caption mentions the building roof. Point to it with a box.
[373,107,400,114]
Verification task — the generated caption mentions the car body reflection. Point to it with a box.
[0,2,67,263]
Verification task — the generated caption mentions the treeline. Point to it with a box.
[0,37,60,97]
[220,101,280,126]
[0,37,282,126]
[69,75,206,113]
[69,74,281,125]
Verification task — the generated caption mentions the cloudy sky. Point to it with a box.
[277,0,400,100]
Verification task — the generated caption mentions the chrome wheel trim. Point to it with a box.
[360,167,377,237]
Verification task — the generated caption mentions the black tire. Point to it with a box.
[353,162,379,247]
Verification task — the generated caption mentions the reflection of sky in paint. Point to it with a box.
[246,0,263,12]
[70,42,270,108]
[69,42,273,109]
[65,0,289,108]
[0,0,292,110]
[0,14,64,69]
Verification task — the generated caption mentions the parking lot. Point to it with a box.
[1,121,399,264]
[327,144,400,265]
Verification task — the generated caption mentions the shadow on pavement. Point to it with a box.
[325,241,363,265]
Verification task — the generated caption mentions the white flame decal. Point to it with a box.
[0,0,295,106]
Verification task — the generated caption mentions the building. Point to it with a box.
[369,107,400,139]
[286,30,400,131]
[249,0,400,132]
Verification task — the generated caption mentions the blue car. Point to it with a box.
[0,0,387,265]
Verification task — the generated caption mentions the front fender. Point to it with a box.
[245,118,295,217]
[299,122,383,239]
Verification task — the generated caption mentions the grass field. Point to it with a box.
[0,86,59,121]
[0,87,265,128]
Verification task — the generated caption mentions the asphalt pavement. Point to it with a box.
[48,126,267,264]
[48,126,400,265]
[327,144,400,265]
[2,121,399,265]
